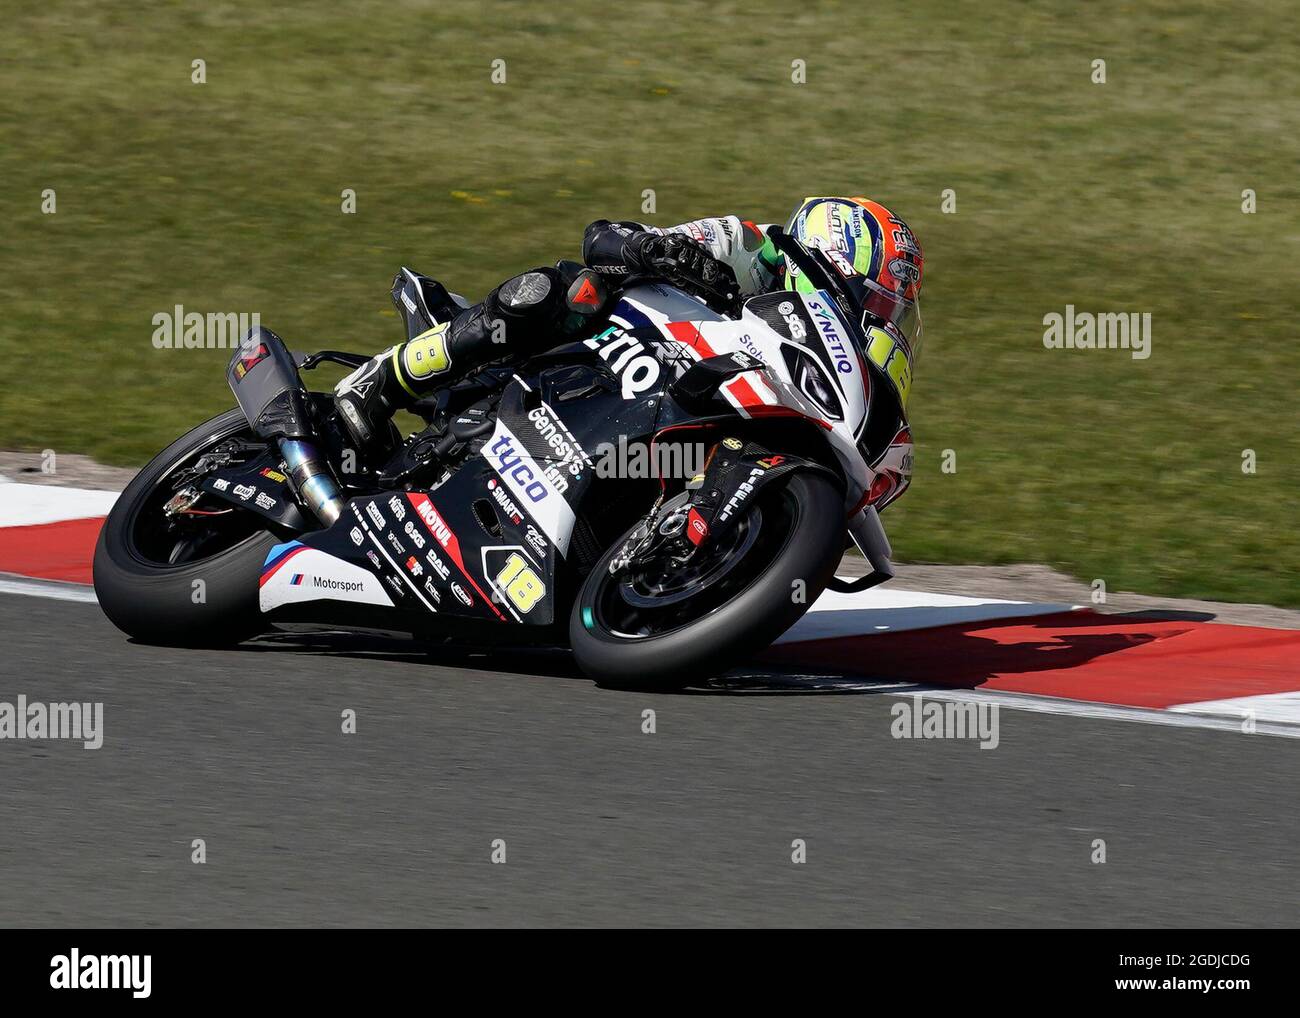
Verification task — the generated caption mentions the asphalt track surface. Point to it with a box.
[2,590,1296,928]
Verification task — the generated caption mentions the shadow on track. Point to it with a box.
[762,609,1219,694]
[168,606,1211,697]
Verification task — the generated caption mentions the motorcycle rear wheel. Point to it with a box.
[569,471,843,689]
[93,408,279,646]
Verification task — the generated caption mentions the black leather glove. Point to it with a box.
[625,233,740,306]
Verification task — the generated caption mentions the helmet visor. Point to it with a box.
[856,275,921,348]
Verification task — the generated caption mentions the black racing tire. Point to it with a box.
[93,408,279,646]
[569,471,844,689]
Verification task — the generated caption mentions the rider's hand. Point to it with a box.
[627,234,740,306]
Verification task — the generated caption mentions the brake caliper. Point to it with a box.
[163,486,203,517]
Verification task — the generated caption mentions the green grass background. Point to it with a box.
[2,0,1297,604]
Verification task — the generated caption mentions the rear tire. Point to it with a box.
[569,471,843,689]
[93,409,278,646]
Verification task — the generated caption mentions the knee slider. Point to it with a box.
[494,268,562,314]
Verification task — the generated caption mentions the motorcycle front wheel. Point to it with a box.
[569,471,844,689]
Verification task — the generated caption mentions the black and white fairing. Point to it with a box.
[609,282,913,508]
[257,280,913,628]
[258,341,665,629]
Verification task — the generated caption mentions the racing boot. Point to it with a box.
[333,264,609,458]
[332,339,429,458]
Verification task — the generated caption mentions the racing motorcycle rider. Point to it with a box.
[333,196,924,457]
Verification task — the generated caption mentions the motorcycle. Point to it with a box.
[93,229,916,688]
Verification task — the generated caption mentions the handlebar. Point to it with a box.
[617,272,742,318]
[297,350,372,371]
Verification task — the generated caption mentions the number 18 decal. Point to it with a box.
[865,325,913,409]
[496,552,545,613]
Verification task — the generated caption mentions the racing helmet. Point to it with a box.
[783,195,924,353]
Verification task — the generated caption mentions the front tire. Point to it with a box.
[569,471,844,689]
[93,409,279,646]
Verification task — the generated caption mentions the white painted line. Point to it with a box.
[0,573,99,604]
[724,671,1300,739]
[0,483,118,527]
[902,685,1299,739]
[780,587,1077,642]
[807,588,1044,613]
[1169,691,1300,727]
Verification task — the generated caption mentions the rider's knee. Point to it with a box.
[489,268,566,321]
[484,264,610,345]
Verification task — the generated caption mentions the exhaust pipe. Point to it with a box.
[279,439,344,526]
[225,327,346,528]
